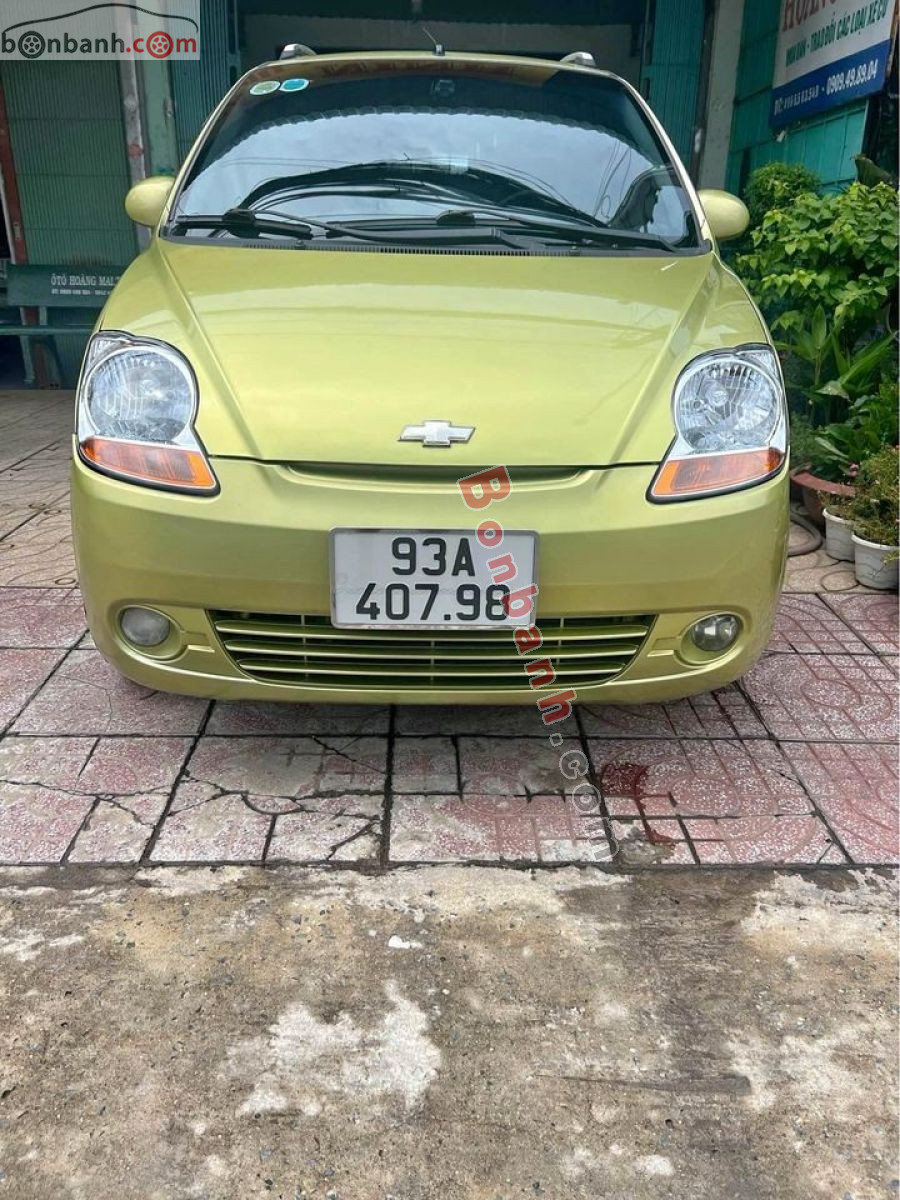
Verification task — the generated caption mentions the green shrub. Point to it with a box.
[789,412,819,470]
[743,162,820,228]
[813,381,900,482]
[736,182,899,342]
[845,446,899,547]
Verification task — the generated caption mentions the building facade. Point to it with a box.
[0,0,895,383]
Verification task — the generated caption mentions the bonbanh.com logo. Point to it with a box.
[0,1,200,60]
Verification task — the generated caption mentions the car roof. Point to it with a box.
[248,49,628,88]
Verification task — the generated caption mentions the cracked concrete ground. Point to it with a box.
[0,865,896,1199]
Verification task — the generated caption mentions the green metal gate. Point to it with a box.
[171,0,241,162]
[640,0,707,165]
[0,60,137,383]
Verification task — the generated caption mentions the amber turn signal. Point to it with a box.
[81,437,217,493]
[650,448,783,500]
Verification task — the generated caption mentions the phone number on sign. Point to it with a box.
[826,58,881,95]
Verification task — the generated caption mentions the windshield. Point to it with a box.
[169,57,703,254]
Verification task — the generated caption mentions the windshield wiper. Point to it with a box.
[169,209,316,241]
[168,207,530,250]
[434,208,681,251]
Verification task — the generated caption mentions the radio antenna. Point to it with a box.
[421,26,445,56]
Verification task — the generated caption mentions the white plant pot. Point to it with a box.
[852,534,899,591]
[823,508,854,561]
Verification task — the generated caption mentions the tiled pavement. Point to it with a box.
[0,391,897,869]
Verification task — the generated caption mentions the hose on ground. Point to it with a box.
[788,510,823,556]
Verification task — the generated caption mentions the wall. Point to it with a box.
[699,0,744,187]
[726,0,867,192]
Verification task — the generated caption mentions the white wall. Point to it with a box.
[698,0,744,189]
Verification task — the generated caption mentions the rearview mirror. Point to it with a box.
[696,189,749,242]
[125,175,175,228]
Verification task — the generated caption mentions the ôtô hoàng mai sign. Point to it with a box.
[771,0,897,128]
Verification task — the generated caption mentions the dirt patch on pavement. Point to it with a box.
[0,866,895,1199]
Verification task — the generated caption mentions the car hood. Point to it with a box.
[104,239,767,467]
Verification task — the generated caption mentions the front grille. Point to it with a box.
[210,611,654,691]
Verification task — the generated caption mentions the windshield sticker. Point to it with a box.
[249,80,279,95]
[280,77,310,92]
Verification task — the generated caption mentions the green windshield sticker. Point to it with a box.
[249,80,279,96]
[281,78,310,92]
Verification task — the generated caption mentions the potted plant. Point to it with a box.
[822,494,855,561]
[845,447,899,590]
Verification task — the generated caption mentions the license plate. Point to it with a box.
[331,528,538,629]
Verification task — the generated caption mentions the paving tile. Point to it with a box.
[389,794,613,863]
[0,734,94,789]
[395,705,547,736]
[783,548,863,594]
[588,739,812,818]
[581,685,765,740]
[0,505,39,539]
[0,647,66,730]
[0,444,70,507]
[0,586,85,648]
[0,735,189,864]
[267,796,382,863]
[149,794,270,863]
[207,701,390,736]
[0,507,76,587]
[75,736,192,794]
[0,785,93,863]
[784,742,899,865]
[392,737,458,793]
[823,593,899,655]
[610,818,694,865]
[68,795,168,863]
[0,429,69,474]
[769,594,870,654]
[684,815,838,865]
[12,649,208,735]
[458,736,582,795]
[742,653,898,742]
[182,735,386,805]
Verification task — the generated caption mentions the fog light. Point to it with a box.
[119,606,172,647]
[689,614,740,653]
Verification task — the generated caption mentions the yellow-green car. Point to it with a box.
[72,51,788,709]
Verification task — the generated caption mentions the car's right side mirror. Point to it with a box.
[696,189,750,242]
[125,175,175,228]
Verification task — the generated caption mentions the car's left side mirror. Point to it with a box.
[125,175,175,228]
[696,189,750,242]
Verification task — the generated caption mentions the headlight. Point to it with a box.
[649,345,786,501]
[76,333,217,493]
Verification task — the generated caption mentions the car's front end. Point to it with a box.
[72,51,788,707]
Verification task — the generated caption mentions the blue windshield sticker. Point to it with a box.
[249,80,279,96]
[281,77,310,92]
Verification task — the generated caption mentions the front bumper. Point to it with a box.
[71,453,788,705]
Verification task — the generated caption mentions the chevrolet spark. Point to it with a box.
[72,51,788,708]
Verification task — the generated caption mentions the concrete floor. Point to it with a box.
[0,865,896,1199]
[0,390,897,1197]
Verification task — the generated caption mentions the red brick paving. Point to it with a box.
[783,742,899,865]
[390,794,613,864]
[821,593,899,655]
[770,594,871,655]
[580,685,765,739]
[0,392,897,869]
[742,653,897,742]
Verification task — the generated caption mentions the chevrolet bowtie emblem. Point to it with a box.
[399,420,475,448]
